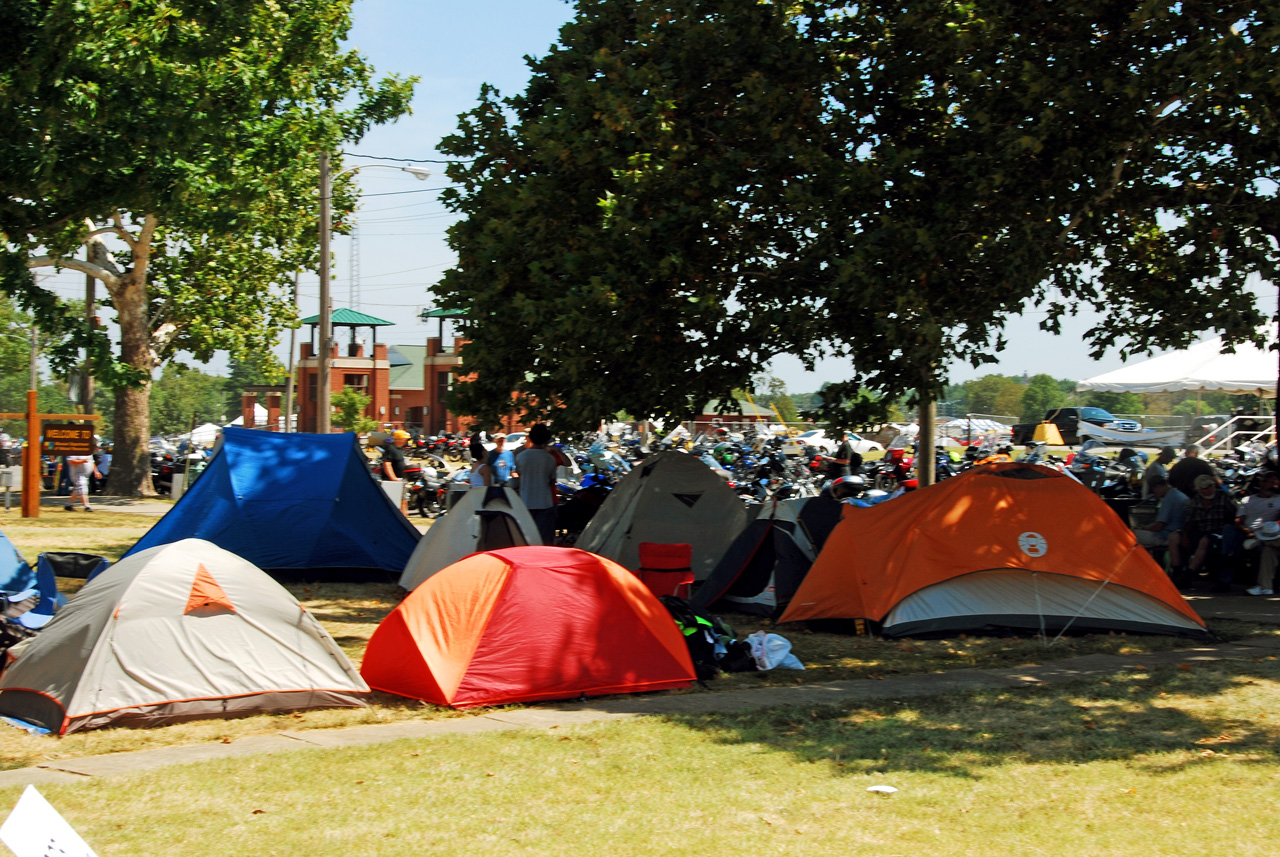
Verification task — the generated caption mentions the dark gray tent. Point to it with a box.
[693,497,824,617]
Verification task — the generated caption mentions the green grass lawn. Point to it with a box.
[0,512,1276,773]
[3,656,1277,856]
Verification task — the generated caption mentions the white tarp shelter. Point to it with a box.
[1076,332,1279,397]
[189,422,222,444]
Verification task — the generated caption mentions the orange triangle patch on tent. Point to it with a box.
[185,563,235,614]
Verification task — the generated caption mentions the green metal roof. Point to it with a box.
[420,307,467,319]
[387,344,426,391]
[300,308,395,326]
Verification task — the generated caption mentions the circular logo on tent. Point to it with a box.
[1018,532,1048,558]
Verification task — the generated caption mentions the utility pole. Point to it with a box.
[318,152,333,434]
[82,270,94,413]
[284,272,300,433]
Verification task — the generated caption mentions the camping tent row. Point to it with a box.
[0,541,696,731]
[400,451,752,591]
[699,463,1207,640]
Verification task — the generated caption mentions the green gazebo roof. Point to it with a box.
[300,308,395,326]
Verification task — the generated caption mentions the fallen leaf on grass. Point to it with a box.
[1178,663,1193,671]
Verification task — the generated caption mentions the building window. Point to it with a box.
[343,374,369,396]
[436,372,450,411]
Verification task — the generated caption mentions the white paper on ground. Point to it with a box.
[0,785,98,857]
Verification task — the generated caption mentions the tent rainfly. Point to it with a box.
[576,451,748,580]
[398,486,541,591]
[123,427,420,578]
[781,463,1209,639]
[693,497,822,617]
[365,546,696,707]
[0,539,369,734]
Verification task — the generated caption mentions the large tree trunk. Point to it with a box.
[104,230,157,496]
[108,379,154,496]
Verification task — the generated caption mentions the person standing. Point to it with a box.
[380,430,410,482]
[468,439,494,487]
[64,447,99,512]
[1143,446,1177,498]
[1168,444,1217,496]
[491,433,516,485]
[517,423,558,545]
[827,431,862,481]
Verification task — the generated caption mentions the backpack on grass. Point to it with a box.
[658,595,756,680]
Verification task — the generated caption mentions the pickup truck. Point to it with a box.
[1011,407,1143,446]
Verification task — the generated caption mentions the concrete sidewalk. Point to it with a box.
[3,630,1277,790]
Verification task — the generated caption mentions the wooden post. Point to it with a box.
[0,397,102,518]
[23,390,39,518]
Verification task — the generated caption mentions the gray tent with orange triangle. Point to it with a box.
[0,539,368,734]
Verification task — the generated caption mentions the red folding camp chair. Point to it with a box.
[636,542,694,599]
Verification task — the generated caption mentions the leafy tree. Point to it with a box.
[1019,374,1067,423]
[438,0,831,428]
[332,386,377,434]
[227,352,288,391]
[437,0,1279,441]
[0,375,75,438]
[963,376,1021,416]
[149,366,229,436]
[0,0,414,493]
[1083,391,1144,416]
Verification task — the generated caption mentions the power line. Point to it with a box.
[342,152,476,164]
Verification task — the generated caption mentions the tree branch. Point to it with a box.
[26,255,122,289]
[111,212,139,250]
[86,225,130,243]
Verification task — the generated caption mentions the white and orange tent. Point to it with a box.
[780,463,1208,639]
[363,546,696,707]
[0,539,368,734]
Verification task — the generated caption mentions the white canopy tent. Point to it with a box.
[1076,332,1279,398]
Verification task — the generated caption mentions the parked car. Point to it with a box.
[792,429,884,456]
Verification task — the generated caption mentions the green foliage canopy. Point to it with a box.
[0,0,414,491]
[437,0,1279,429]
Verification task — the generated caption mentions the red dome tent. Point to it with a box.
[362,546,696,708]
[780,463,1208,639]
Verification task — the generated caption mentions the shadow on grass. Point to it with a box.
[660,658,1280,780]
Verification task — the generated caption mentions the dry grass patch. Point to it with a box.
[2,511,163,564]
[4,658,1278,857]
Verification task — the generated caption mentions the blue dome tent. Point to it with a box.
[124,428,420,579]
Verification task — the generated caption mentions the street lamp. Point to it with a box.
[316,157,431,434]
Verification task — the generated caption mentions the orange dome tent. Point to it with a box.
[780,463,1207,639]
[362,546,696,707]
